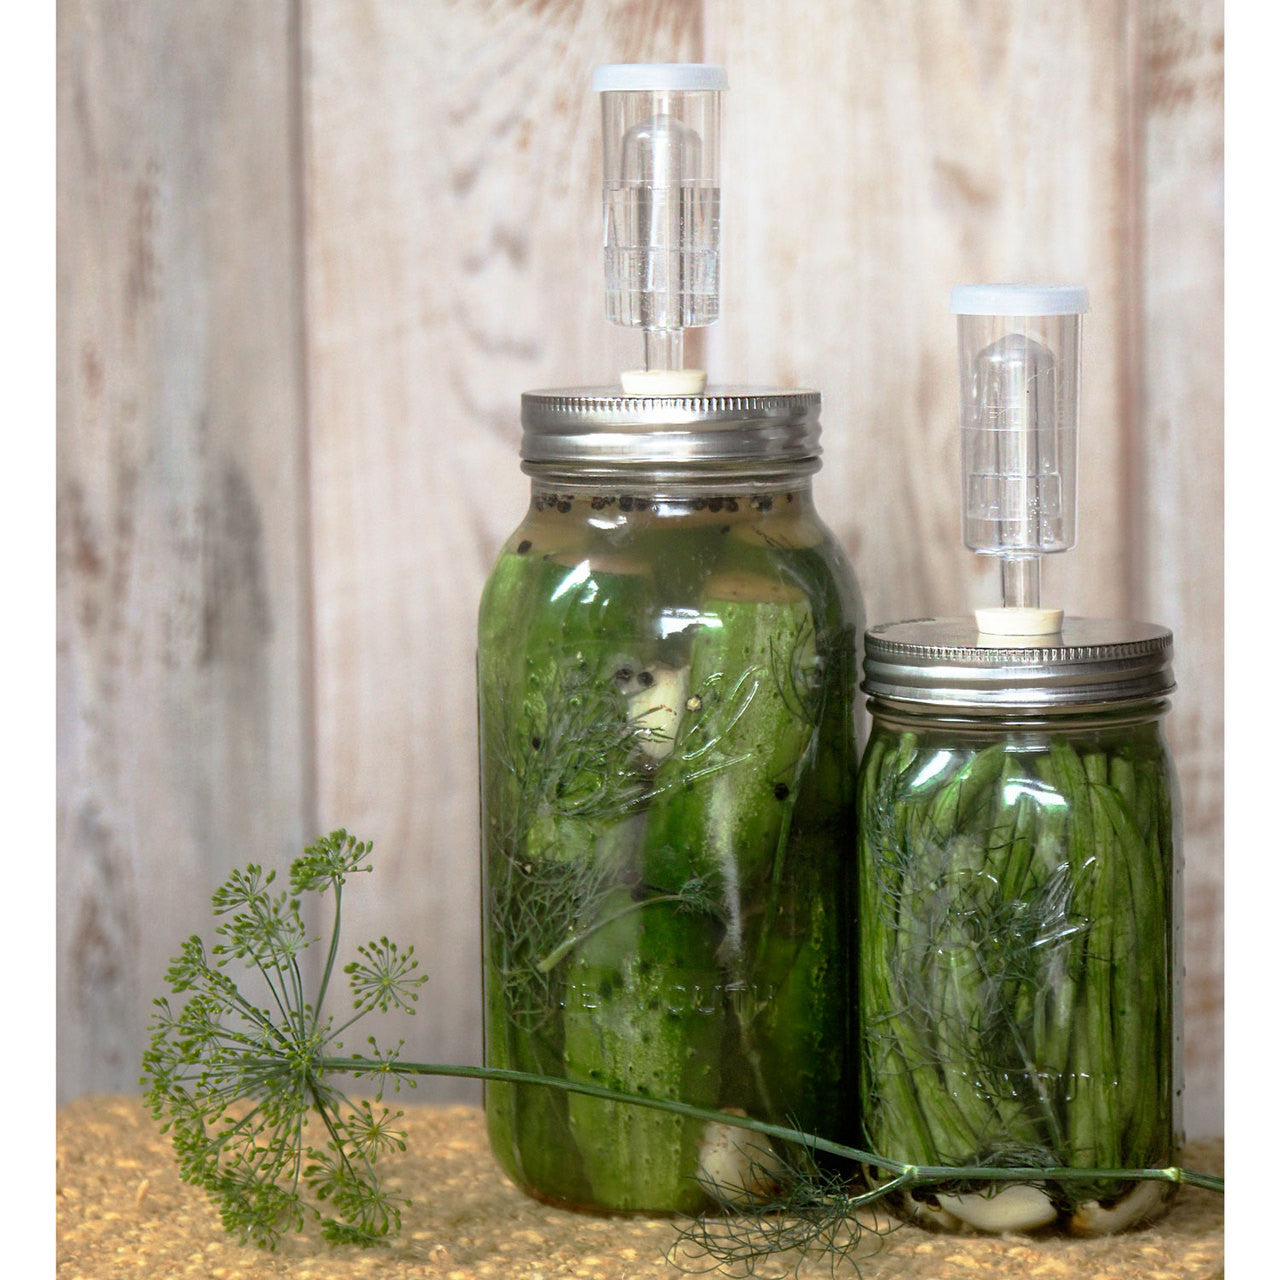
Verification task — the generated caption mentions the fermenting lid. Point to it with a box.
[862,617,1175,713]
[520,387,822,481]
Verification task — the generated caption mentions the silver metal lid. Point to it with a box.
[863,617,1175,713]
[520,386,821,480]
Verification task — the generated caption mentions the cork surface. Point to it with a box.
[57,1097,1223,1279]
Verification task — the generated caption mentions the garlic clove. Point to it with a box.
[935,1184,1058,1233]
[1070,1179,1169,1235]
[625,663,690,760]
[695,1109,786,1206]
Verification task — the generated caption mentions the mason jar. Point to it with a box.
[857,618,1182,1235]
[477,388,864,1213]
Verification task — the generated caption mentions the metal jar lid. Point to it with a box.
[862,617,1175,714]
[520,386,821,482]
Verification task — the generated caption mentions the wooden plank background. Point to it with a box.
[57,0,1223,1139]
[56,0,313,1096]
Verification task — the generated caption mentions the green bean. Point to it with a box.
[858,722,1176,1221]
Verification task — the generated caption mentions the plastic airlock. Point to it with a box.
[593,63,727,395]
[950,284,1088,636]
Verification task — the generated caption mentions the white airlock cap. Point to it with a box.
[951,284,1089,316]
[593,63,728,92]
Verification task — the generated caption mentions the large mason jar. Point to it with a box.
[857,618,1182,1235]
[477,389,864,1213]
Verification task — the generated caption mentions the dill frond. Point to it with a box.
[670,1141,897,1279]
[140,831,427,1249]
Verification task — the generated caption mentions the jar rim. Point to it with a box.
[520,386,822,477]
[862,616,1175,712]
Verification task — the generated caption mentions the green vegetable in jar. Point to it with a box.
[856,717,1178,1232]
[478,488,860,1213]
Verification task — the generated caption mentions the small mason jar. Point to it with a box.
[477,388,864,1213]
[857,618,1182,1235]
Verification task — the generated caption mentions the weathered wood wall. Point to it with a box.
[57,0,1223,1137]
[57,0,313,1094]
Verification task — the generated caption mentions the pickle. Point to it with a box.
[562,887,723,1211]
[740,854,851,1129]
[480,551,656,1204]
[642,572,818,901]
[630,573,826,1145]
[479,494,862,1212]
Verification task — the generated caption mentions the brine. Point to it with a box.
[478,483,862,1213]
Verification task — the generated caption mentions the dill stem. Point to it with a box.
[203,1101,269,1153]
[315,1056,1224,1195]
[287,954,310,1043]
[217,986,295,1050]
[241,946,295,1037]
[313,880,345,1030]
[534,891,695,973]
[327,1009,368,1041]
[845,1167,916,1207]
[314,1093,362,1182]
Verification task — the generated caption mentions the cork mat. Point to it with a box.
[57,1097,1223,1280]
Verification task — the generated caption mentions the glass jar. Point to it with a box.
[857,618,1182,1235]
[478,389,864,1213]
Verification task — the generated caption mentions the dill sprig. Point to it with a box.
[141,831,427,1248]
[534,874,719,973]
[672,1138,899,1279]
[484,651,651,1029]
[144,831,1223,1265]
